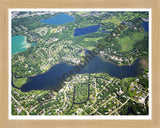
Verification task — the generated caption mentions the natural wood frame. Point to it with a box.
[0,0,160,128]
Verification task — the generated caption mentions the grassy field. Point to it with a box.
[82,37,102,50]
[101,16,122,25]
[13,77,27,88]
[77,11,86,15]
[78,41,96,49]
[86,46,96,50]
[118,36,135,52]
[131,32,145,41]
[83,37,102,42]
[78,50,85,57]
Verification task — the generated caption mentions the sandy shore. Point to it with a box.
[22,36,31,49]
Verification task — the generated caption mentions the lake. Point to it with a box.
[12,35,36,54]
[20,50,141,92]
[40,13,75,25]
[74,25,101,37]
[142,21,149,32]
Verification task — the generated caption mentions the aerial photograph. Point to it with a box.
[10,10,150,117]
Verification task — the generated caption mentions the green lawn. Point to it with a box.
[76,11,86,15]
[13,77,27,88]
[86,46,96,50]
[83,37,102,50]
[83,37,102,42]
[131,32,145,41]
[101,16,122,25]
[118,36,135,52]
[78,50,85,57]
[78,41,97,49]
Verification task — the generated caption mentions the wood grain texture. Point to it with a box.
[0,0,160,128]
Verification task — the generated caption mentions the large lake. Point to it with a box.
[74,25,101,37]
[20,50,141,92]
[40,13,75,25]
[12,35,36,54]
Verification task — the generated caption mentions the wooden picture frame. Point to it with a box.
[0,0,160,128]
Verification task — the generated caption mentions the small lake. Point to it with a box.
[20,50,142,92]
[40,13,75,25]
[74,25,101,37]
[12,35,36,54]
[142,21,149,32]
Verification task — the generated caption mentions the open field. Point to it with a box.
[118,36,135,52]
[101,16,122,25]
[131,32,145,41]
[13,77,28,88]
[86,46,96,50]
[84,37,102,42]
[76,11,86,15]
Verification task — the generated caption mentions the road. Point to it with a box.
[90,96,114,115]
[109,97,130,115]
[12,95,30,115]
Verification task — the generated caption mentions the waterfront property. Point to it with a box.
[20,51,141,92]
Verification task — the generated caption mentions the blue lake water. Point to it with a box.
[142,21,149,32]
[20,50,141,92]
[12,36,36,54]
[40,13,75,25]
[74,25,101,37]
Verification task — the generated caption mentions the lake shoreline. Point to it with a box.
[12,35,37,55]
[13,54,141,89]
[19,54,141,92]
